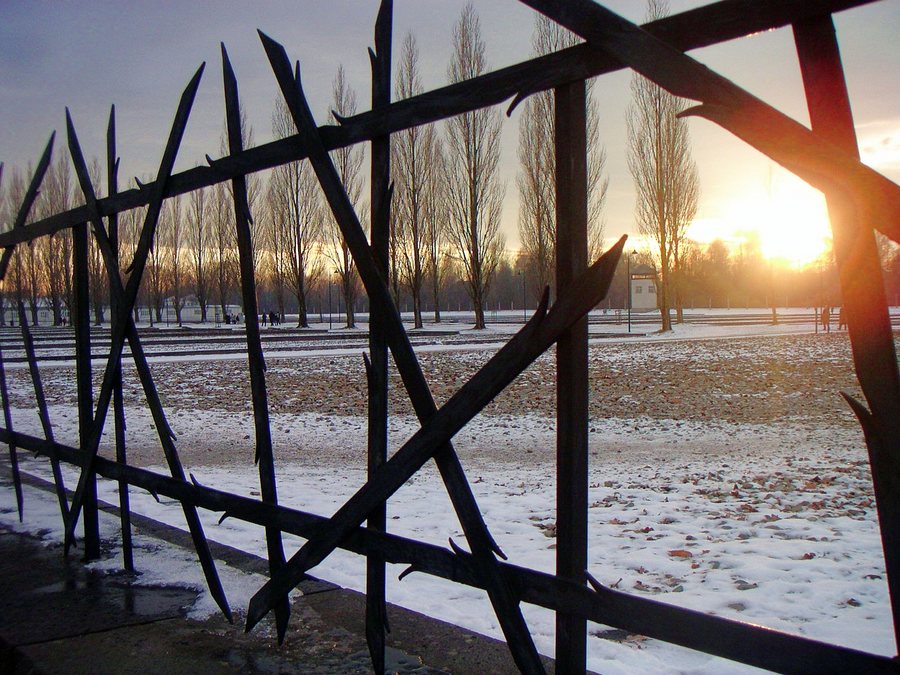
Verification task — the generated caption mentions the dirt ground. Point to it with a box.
[6,331,873,469]
[106,332,864,423]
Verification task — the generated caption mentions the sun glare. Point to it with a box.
[692,170,833,269]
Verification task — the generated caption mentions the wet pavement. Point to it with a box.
[0,476,547,674]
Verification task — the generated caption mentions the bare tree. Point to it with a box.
[626,0,699,331]
[270,97,323,327]
[211,181,236,321]
[445,3,505,330]
[207,112,262,324]
[87,158,107,325]
[163,194,188,325]
[517,15,609,303]
[146,211,168,324]
[120,189,147,323]
[5,168,32,323]
[423,139,449,322]
[392,32,441,328]
[39,156,74,325]
[326,65,364,328]
[189,186,211,322]
[1,165,43,325]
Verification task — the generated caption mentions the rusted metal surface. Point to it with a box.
[2,2,897,672]
[106,104,134,573]
[221,44,290,642]
[554,79,590,673]
[793,14,900,649]
[367,1,393,671]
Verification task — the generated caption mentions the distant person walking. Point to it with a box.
[838,306,846,330]
[822,305,831,333]
[261,313,267,326]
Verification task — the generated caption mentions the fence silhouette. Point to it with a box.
[1,1,898,672]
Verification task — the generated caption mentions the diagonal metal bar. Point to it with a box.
[1,0,881,252]
[517,0,900,245]
[0,342,23,520]
[366,1,393,671]
[16,301,68,521]
[793,15,900,649]
[106,104,134,573]
[8,427,897,674]
[0,133,55,282]
[220,43,289,642]
[64,65,203,550]
[64,104,232,619]
[71,179,100,559]
[255,33,546,673]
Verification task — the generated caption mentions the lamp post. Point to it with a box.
[330,269,340,330]
[627,252,632,333]
[518,270,526,323]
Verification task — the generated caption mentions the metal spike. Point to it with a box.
[448,537,467,557]
[506,91,529,117]
[585,571,605,593]
[331,109,348,125]
[677,103,708,119]
[840,391,876,436]
[397,565,417,582]
[218,512,231,526]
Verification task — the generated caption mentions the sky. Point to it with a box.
[1,0,898,267]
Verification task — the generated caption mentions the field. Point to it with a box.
[0,310,894,673]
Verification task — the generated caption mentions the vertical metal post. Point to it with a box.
[794,16,900,649]
[107,105,134,572]
[73,217,100,560]
[554,79,588,673]
[367,2,392,671]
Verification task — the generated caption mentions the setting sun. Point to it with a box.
[690,169,833,269]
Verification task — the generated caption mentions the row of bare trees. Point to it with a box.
[0,2,707,332]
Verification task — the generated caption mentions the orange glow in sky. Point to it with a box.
[688,168,832,269]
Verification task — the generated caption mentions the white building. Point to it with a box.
[162,295,242,324]
[630,264,658,311]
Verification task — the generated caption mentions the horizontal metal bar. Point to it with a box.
[3,428,894,673]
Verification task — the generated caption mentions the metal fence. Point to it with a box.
[1,1,898,672]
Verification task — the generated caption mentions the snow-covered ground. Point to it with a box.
[0,312,896,673]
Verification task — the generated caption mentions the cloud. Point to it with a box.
[857,119,900,176]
